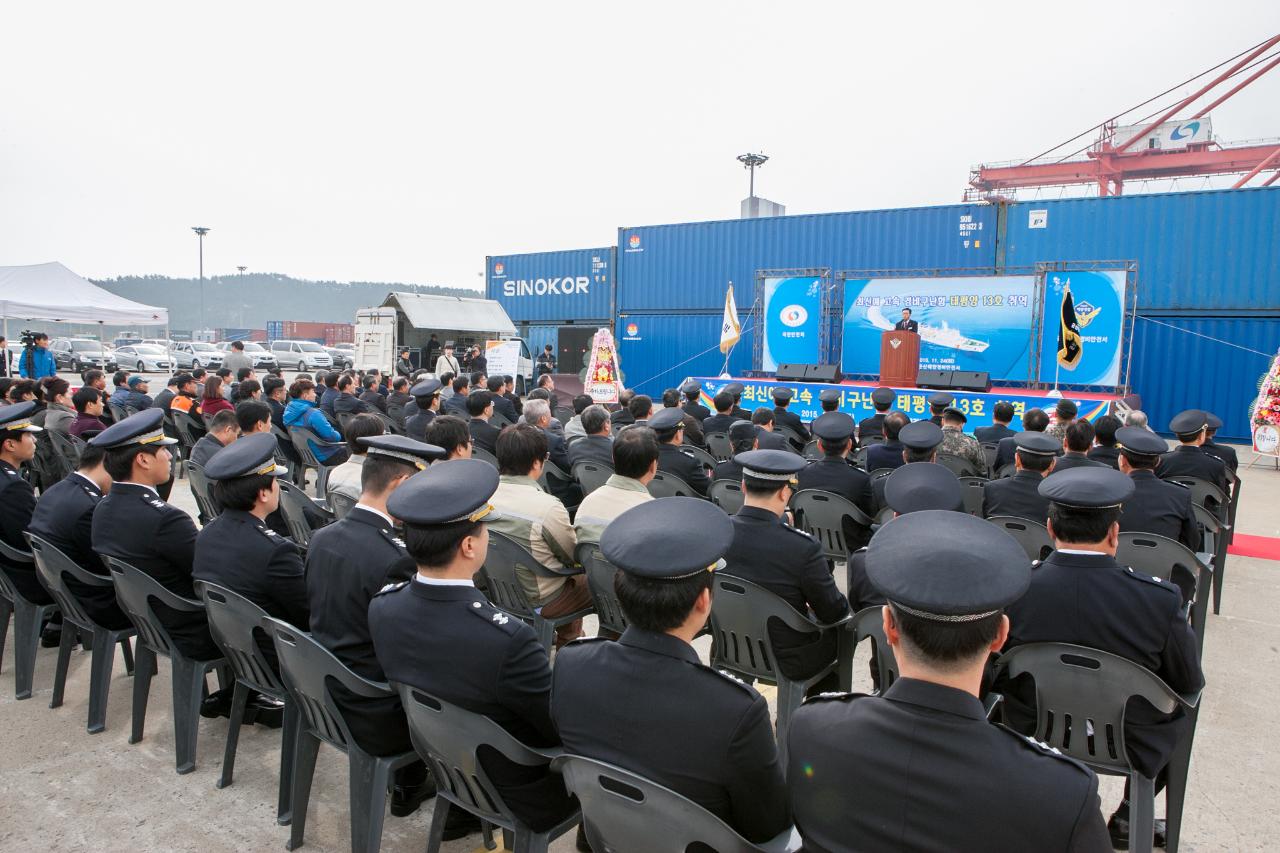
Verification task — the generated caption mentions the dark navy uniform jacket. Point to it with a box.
[856,412,885,443]
[795,457,873,516]
[91,482,218,659]
[1087,445,1121,469]
[1001,550,1204,778]
[865,440,906,473]
[712,458,744,484]
[1203,440,1238,472]
[723,506,850,681]
[469,418,501,454]
[974,422,1016,445]
[993,434,1020,473]
[28,473,129,627]
[657,442,710,496]
[682,401,711,423]
[193,509,310,666]
[405,409,435,442]
[305,506,416,755]
[370,579,576,831]
[1052,452,1107,473]
[755,429,789,451]
[788,679,1110,852]
[1119,470,1200,551]
[981,470,1051,523]
[552,628,791,843]
[773,406,810,442]
[1158,445,1229,495]
[701,412,741,437]
[0,459,45,604]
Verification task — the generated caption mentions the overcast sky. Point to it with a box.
[3,2,1277,293]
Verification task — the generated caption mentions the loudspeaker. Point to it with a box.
[950,371,992,392]
[916,370,952,389]
[806,364,841,382]
[775,363,809,381]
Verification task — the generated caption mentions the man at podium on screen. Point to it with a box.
[893,308,919,334]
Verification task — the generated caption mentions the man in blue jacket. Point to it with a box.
[18,333,57,379]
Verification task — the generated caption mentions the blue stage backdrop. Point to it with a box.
[761,276,823,372]
[1037,269,1127,387]
[840,275,1037,382]
[691,377,1113,433]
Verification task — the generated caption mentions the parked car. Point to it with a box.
[270,339,333,372]
[50,338,118,373]
[172,341,224,370]
[112,336,143,349]
[114,344,172,372]
[325,343,355,369]
[140,339,173,349]
[216,341,278,371]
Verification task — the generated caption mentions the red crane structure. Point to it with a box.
[966,34,1280,200]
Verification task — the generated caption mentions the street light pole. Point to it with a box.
[192,227,210,335]
[736,152,769,198]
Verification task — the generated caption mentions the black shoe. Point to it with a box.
[199,688,235,719]
[440,807,482,841]
[249,696,284,729]
[1108,808,1168,850]
[41,625,62,648]
[390,778,437,818]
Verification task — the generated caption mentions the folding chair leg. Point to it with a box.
[1128,773,1156,853]
[277,701,300,825]
[480,820,497,850]
[425,797,452,853]
[0,598,10,674]
[513,826,550,853]
[130,644,156,744]
[86,629,119,734]
[536,619,555,656]
[50,621,78,709]
[774,679,805,771]
[287,732,321,851]
[1211,547,1227,616]
[1163,704,1198,853]
[120,636,135,676]
[347,750,394,853]
[12,601,47,700]
[217,681,252,790]
[170,658,207,775]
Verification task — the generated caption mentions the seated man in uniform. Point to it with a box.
[29,440,132,633]
[567,405,614,469]
[857,387,896,443]
[816,388,841,415]
[974,400,1016,445]
[788,510,1109,851]
[771,387,810,443]
[1202,411,1238,472]
[724,382,752,421]
[1088,414,1123,469]
[651,407,711,496]
[724,449,849,694]
[1116,426,1199,552]
[0,403,61,645]
[304,434,447,818]
[325,413,385,504]
[937,406,986,474]
[90,410,231,711]
[369,459,579,842]
[574,427,657,546]
[552,498,791,846]
[193,433,307,727]
[865,410,909,472]
[1053,419,1107,472]
[994,407,1049,473]
[1002,466,1205,848]
[712,420,757,483]
[796,412,872,516]
[981,431,1058,522]
[405,378,441,442]
[680,380,710,422]
[1159,409,1229,495]
[750,408,790,451]
[662,388,705,447]
[488,424,589,647]
[926,391,952,425]
[870,420,944,514]
[424,414,472,461]
[701,390,739,436]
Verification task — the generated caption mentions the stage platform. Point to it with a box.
[690,376,1124,432]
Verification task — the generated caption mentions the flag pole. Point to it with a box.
[1047,360,1062,398]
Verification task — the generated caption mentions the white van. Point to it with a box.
[270,339,334,372]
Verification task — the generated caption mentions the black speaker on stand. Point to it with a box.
[950,371,992,392]
[775,363,810,381]
[806,364,841,383]
[916,370,953,389]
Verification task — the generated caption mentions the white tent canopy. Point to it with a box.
[0,262,169,326]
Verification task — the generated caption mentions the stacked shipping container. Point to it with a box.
[265,320,354,346]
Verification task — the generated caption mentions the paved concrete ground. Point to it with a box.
[1,434,1277,851]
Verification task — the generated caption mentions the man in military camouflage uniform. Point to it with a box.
[938,406,986,474]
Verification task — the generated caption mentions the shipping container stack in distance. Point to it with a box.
[264,320,354,347]
[487,186,1279,442]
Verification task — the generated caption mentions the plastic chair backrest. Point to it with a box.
[27,533,103,629]
[987,516,1053,562]
[937,452,984,478]
[869,467,894,482]
[789,489,873,561]
[851,605,899,690]
[802,439,822,461]
[196,581,287,696]
[472,446,500,469]
[553,407,575,427]
[775,425,804,451]
[684,445,717,473]
[575,543,627,635]
[572,461,614,497]
[539,459,574,493]
[709,480,744,514]
[265,616,391,751]
[957,476,987,516]
[709,574,820,682]
[185,461,221,521]
[396,685,555,826]
[106,557,203,657]
[278,480,333,547]
[327,491,358,520]
[1167,476,1229,525]
[1116,532,1202,604]
[982,443,999,472]
[704,432,733,462]
[854,446,870,470]
[556,755,779,853]
[995,642,1190,775]
[647,471,696,499]
[288,426,327,470]
[481,532,543,621]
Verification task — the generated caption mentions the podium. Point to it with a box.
[880,330,920,387]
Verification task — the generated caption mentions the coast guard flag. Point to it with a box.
[720,284,741,354]
[1056,282,1083,370]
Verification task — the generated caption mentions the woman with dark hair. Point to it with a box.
[40,378,75,434]
[0,377,13,405]
[201,375,235,417]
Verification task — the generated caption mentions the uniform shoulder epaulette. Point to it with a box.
[1120,565,1179,594]
[995,724,1096,777]
[465,599,522,634]
[801,690,871,706]
[145,496,169,512]
[783,524,817,543]
[374,580,410,597]
[851,546,868,555]
[1030,559,1043,569]
[704,666,758,696]
[379,528,408,552]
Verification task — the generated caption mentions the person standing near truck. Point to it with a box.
[433,343,460,378]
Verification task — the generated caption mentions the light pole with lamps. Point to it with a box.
[192,226,210,336]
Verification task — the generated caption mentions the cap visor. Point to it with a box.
[270,464,290,477]
[157,436,179,445]
[18,424,43,433]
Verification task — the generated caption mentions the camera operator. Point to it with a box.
[18,332,57,380]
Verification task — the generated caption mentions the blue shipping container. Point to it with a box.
[1129,314,1278,442]
[617,313,756,397]
[618,203,997,312]
[266,320,284,340]
[486,247,615,323]
[1005,187,1280,312]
